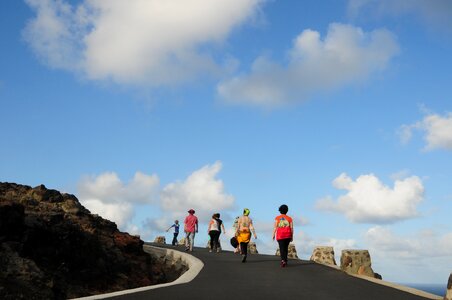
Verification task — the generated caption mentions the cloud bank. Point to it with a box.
[23,0,264,85]
[399,112,452,151]
[292,230,357,259]
[23,2,400,108]
[78,172,159,229]
[217,23,399,107]
[77,161,235,233]
[365,226,452,259]
[316,173,424,224]
[160,161,235,221]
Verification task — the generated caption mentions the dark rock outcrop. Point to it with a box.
[0,182,179,299]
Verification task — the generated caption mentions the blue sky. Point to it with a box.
[1,0,452,285]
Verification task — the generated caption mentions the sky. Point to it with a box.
[1,0,452,286]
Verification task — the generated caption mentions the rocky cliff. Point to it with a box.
[0,182,179,299]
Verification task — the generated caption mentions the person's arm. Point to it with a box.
[221,222,226,234]
[272,220,278,240]
[166,224,174,232]
[250,219,257,239]
[195,218,198,233]
[290,220,294,242]
[235,217,241,236]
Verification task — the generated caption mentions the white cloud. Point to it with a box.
[81,199,135,229]
[141,217,173,241]
[23,0,85,70]
[293,230,357,260]
[365,226,452,259]
[160,161,235,221]
[399,112,452,151]
[78,172,160,204]
[348,0,452,30]
[316,173,424,224]
[217,23,399,107]
[77,171,160,229]
[76,161,235,241]
[23,0,264,86]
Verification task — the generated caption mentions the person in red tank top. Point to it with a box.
[272,204,293,267]
[184,209,198,252]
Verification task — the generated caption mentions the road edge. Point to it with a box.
[312,261,442,300]
[71,245,204,300]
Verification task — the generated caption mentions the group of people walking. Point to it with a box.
[166,204,294,267]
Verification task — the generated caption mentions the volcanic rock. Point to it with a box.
[0,182,181,299]
[275,243,298,259]
[154,236,166,244]
[310,246,337,266]
[248,242,258,254]
[340,249,381,279]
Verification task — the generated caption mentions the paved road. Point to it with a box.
[111,245,429,300]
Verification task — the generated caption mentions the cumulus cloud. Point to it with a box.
[399,112,452,151]
[160,161,235,221]
[365,226,452,259]
[77,171,160,229]
[362,226,452,283]
[23,0,264,85]
[23,0,85,70]
[80,199,135,230]
[78,172,160,204]
[217,23,399,107]
[141,217,173,241]
[316,173,424,224]
[292,230,357,259]
[348,0,452,30]
[76,161,235,240]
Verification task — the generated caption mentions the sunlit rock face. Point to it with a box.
[154,236,166,244]
[206,240,222,251]
[248,242,258,254]
[340,249,381,279]
[310,246,337,266]
[0,182,179,299]
[275,243,298,259]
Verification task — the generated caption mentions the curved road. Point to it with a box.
[110,244,431,300]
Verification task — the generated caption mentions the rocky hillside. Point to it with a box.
[0,182,180,299]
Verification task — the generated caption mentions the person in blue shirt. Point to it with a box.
[166,220,180,246]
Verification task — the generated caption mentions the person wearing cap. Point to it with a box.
[235,208,257,263]
[184,209,198,252]
[272,204,293,268]
[166,220,180,246]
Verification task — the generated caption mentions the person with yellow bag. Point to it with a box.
[235,208,257,263]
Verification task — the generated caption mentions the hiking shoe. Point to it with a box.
[281,260,287,268]
[209,249,212,253]
[216,248,221,253]
[241,255,247,263]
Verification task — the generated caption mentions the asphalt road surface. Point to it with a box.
[110,244,430,300]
